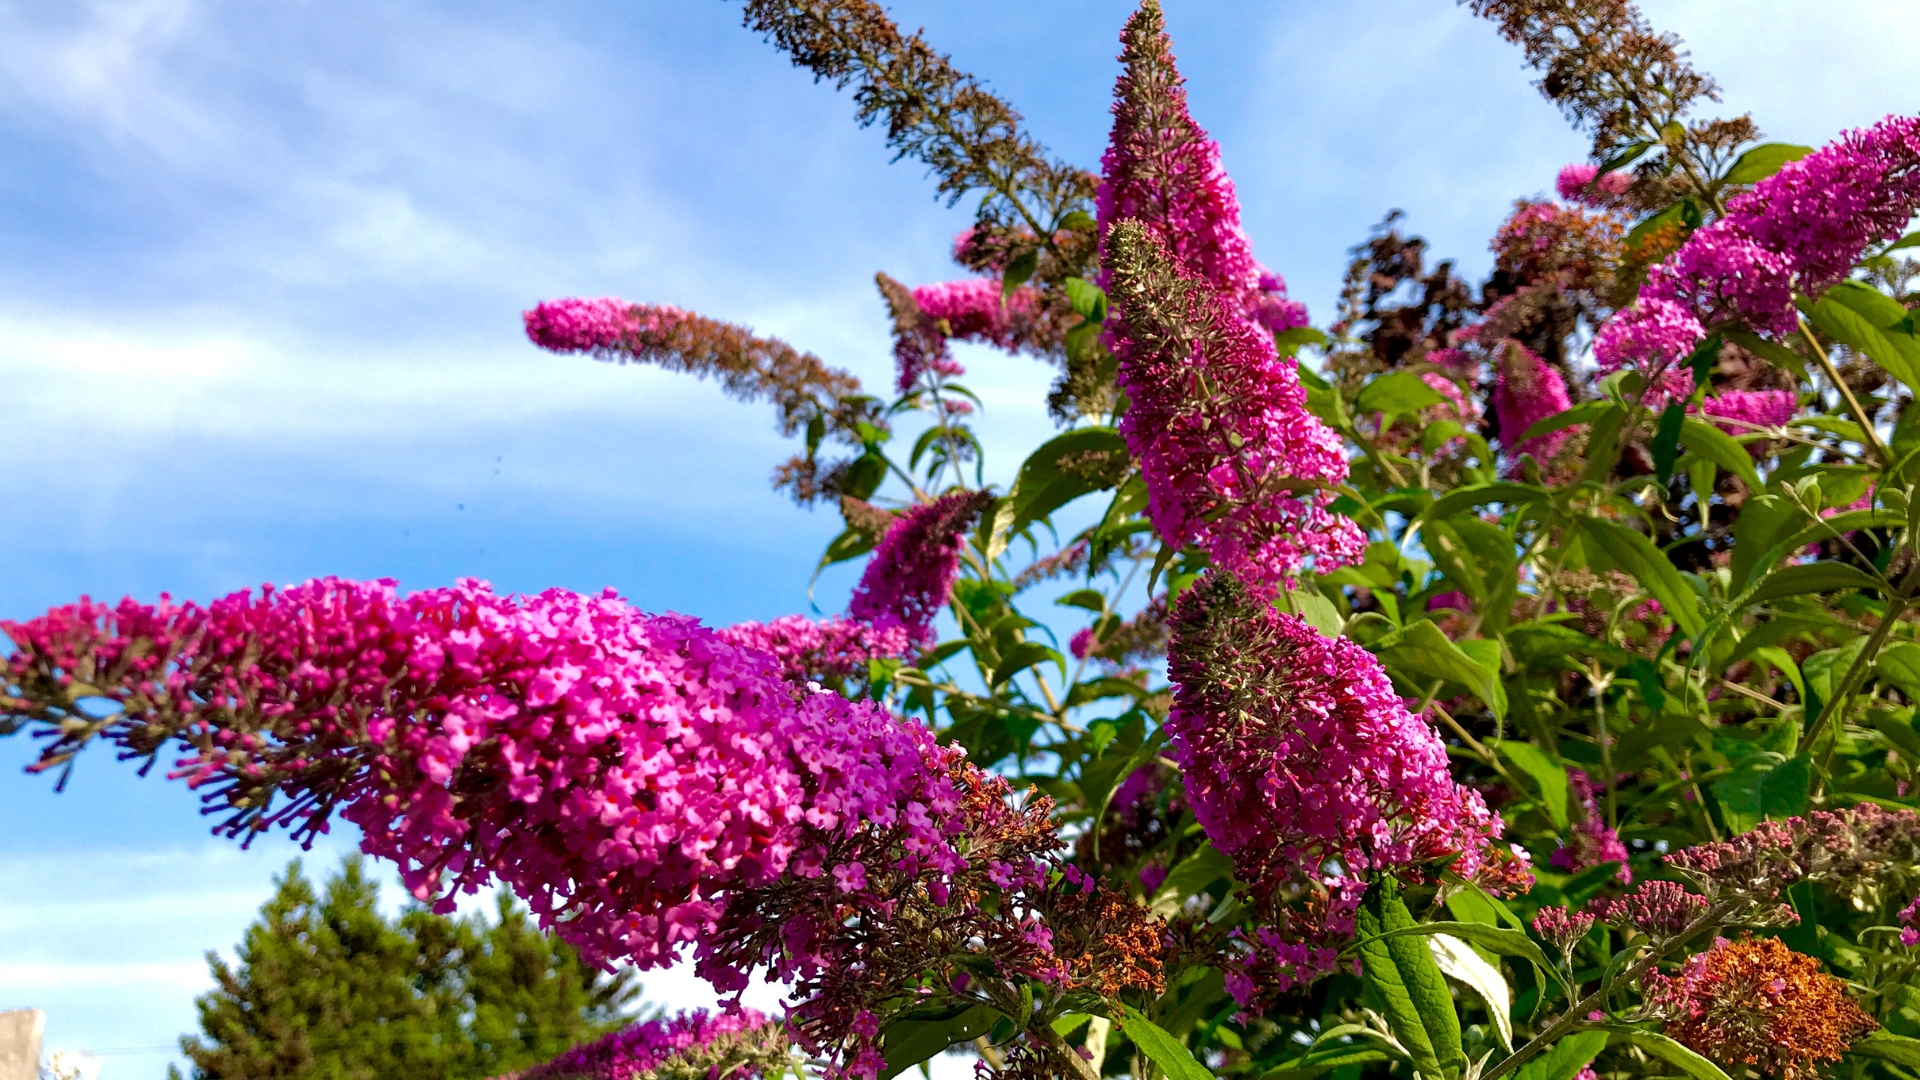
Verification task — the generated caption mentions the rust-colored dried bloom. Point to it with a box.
[741,0,1093,244]
[1463,0,1755,176]
[525,298,862,437]
[1645,938,1876,1079]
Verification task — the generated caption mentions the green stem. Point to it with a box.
[1800,319,1890,466]
[1801,559,1920,780]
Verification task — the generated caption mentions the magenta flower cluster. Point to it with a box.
[1555,163,1632,204]
[1494,342,1574,471]
[1093,12,1305,338]
[1092,7,1356,589]
[1697,389,1797,440]
[1549,769,1632,883]
[718,614,912,683]
[1597,114,1920,378]
[522,297,646,353]
[1166,579,1515,1002]
[0,578,972,989]
[847,490,993,646]
[514,1009,777,1080]
[892,278,1041,393]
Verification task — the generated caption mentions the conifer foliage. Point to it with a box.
[167,858,635,1080]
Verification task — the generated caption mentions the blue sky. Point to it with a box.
[2,0,1916,1073]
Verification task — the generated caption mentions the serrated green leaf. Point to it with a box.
[1517,400,1618,445]
[1001,249,1039,298]
[988,426,1128,558]
[990,641,1065,690]
[1064,277,1109,323]
[1809,283,1920,387]
[1851,1031,1920,1068]
[1257,1045,1396,1080]
[1427,933,1512,1051]
[1875,642,1920,702]
[1150,842,1234,917]
[1746,562,1883,605]
[1678,416,1764,492]
[1423,483,1551,524]
[1652,401,1687,483]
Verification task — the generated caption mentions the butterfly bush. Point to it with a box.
[1094,4,1306,337]
[1495,341,1574,471]
[883,276,1053,394]
[718,615,911,683]
[1092,4,1358,590]
[510,1009,787,1080]
[1164,574,1522,1004]
[1597,114,1920,377]
[523,298,859,438]
[1555,162,1633,204]
[1549,769,1631,883]
[847,490,994,645]
[0,579,971,974]
[1103,223,1364,590]
[1642,938,1877,1080]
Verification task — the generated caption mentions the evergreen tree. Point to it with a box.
[169,857,635,1080]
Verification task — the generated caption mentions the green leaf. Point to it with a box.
[1889,231,1920,253]
[988,426,1128,558]
[1493,740,1570,831]
[1374,620,1507,720]
[1258,1045,1395,1080]
[1150,842,1234,917]
[1713,752,1814,834]
[1357,371,1446,417]
[1427,933,1512,1051]
[1273,326,1329,357]
[1284,587,1346,638]
[1850,1031,1920,1068]
[1350,921,1558,982]
[990,641,1066,690]
[1875,642,1920,701]
[1607,1031,1734,1080]
[1518,401,1618,445]
[1356,879,1464,1080]
[1651,401,1687,483]
[1064,277,1108,323]
[1057,210,1096,233]
[1001,249,1039,299]
[1763,753,1813,818]
[1723,142,1814,185]
[1678,417,1764,492]
[1513,1031,1609,1080]
[1747,562,1883,605]
[1573,517,1703,639]
[1423,483,1551,525]
[1115,1004,1214,1080]
[1056,589,1107,613]
[880,1004,1001,1079]
[1809,282,1920,387]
